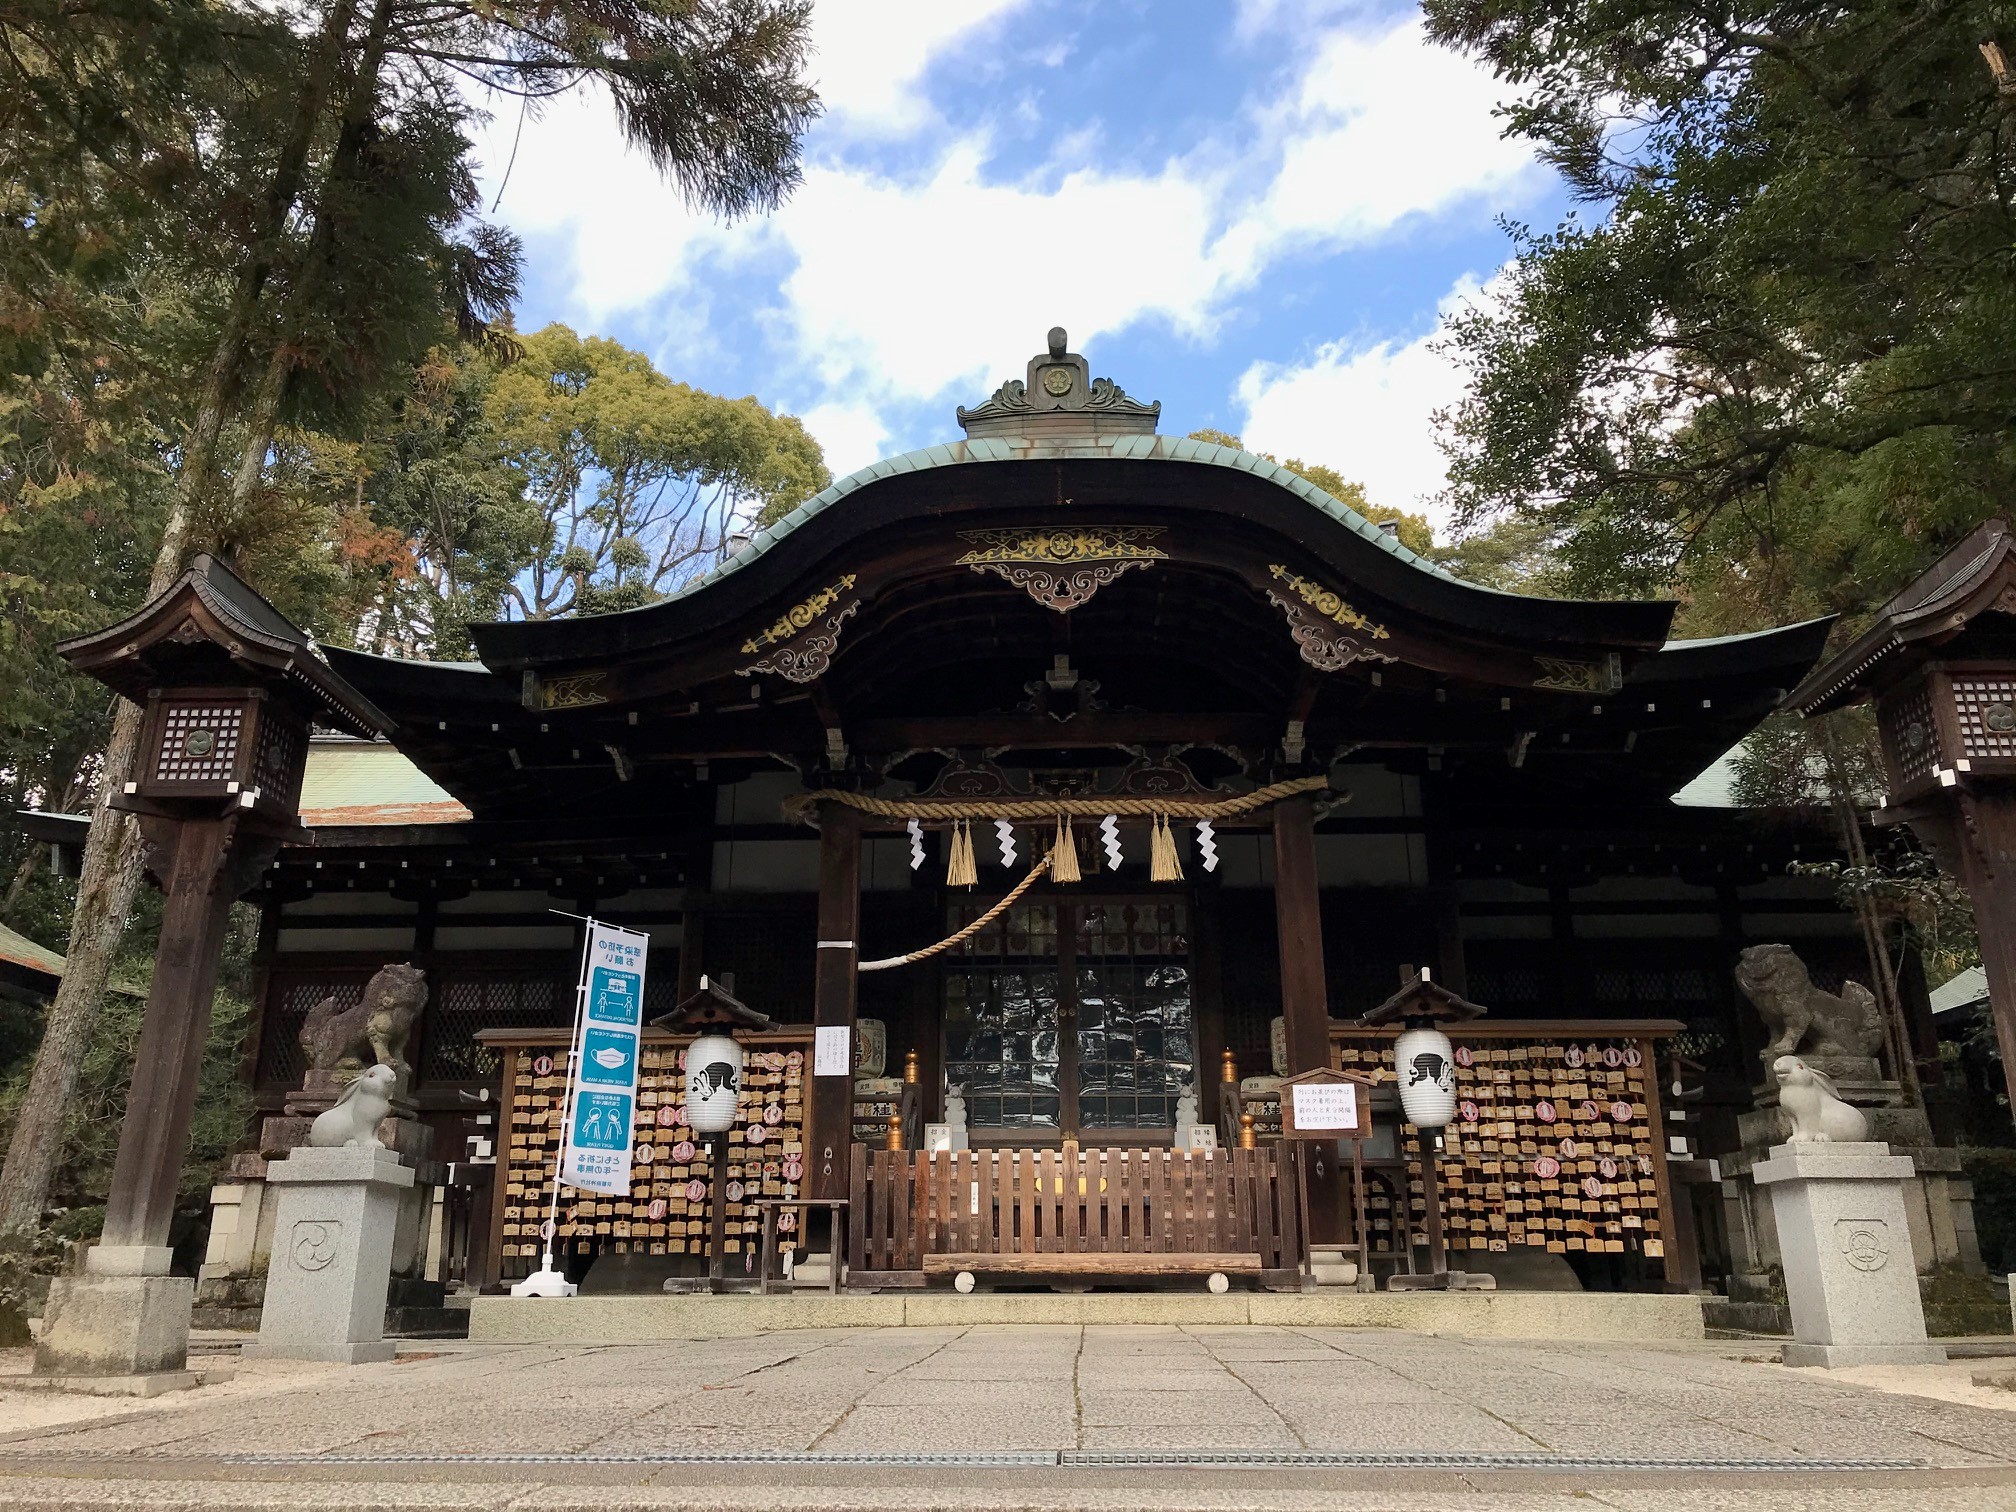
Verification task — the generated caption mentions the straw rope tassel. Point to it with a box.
[947,818,978,888]
[1149,813,1185,883]
[1050,814,1081,884]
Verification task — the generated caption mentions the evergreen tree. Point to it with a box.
[0,0,820,1231]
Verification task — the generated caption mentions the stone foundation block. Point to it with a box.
[34,1274,193,1378]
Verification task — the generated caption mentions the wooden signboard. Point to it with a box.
[1277,1067,1375,1140]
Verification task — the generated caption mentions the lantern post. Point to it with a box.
[35,556,387,1390]
[1362,966,1489,1292]
[653,976,775,1294]
[1789,520,2016,1125]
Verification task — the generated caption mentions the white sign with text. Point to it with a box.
[814,1025,852,1077]
[1290,1080,1360,1132]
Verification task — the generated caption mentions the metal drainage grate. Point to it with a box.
[88,1450,1930,1472]
[1064,1451,1931,1472]
[1,1450,1933,1474]
[222,1452,1060,1468]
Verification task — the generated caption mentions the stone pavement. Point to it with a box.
[3,1326,2016,1510]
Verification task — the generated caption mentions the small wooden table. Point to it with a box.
[756,1198,849,1295]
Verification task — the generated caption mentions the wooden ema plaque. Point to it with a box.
[1334,1024,1677,1269]
[481,1028,810,1283]
[1277,1068,1375,1141]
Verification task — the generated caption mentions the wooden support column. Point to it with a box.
[1423,775,1469,996]
[1272,795,1332,1074]
[1935,794,2016,1124]
[101,815,253,1254]
[809,803,862,1201]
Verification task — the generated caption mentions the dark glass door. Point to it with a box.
[943,897,1192,1138]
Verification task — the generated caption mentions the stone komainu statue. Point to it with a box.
[1733,943,1884,1062]
[300,961,428,1093]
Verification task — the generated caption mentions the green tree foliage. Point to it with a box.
[491,324,829,618]
[1432,513,1573,595]
[1182,429,1435,553]
[1424,0,2016,626]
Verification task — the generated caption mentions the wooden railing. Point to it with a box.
[849,1146,1303,1276]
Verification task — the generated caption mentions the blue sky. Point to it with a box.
[474,0,1566,535]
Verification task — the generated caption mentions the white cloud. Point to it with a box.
[808,0,1020,135]
[473,9,1540,481]
[475,88,742,322]
[1237,19,1536,261]
[798,400,892,478]
[755,14,1533,418]
[1234,273,1501,534]
[764,142,1227,409]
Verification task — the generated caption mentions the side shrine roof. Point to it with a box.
[1791,518,2016,713]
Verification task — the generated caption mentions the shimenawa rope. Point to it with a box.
[785,773,1330,826]
[857,851,1054,973]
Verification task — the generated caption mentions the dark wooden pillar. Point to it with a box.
[1934,795,2016,1126]
[1272,796,1331,1074]
[809,804,862,1200]
[102,816,245,1253]
[1423,775,1469,996]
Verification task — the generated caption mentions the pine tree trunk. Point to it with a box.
[0,703,144,1230]
[0,845,45,925]
[220,0,398,522]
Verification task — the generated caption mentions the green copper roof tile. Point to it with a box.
[648,431,1470,604]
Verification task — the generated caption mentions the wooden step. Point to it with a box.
[921,1252,1262,1276]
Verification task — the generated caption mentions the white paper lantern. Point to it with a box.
[1395,1026,1457,1129]
[683,1034,744,1135]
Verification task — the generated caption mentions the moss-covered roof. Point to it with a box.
[298,738,469,826]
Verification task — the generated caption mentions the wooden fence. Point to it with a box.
[849,1145,1303,1276]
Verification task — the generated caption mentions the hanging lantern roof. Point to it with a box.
[57,553,388,738]
[1361,966,1489,1028]
[649,973,777,1033]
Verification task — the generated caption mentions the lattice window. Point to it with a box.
[154,701,243,784]
[1952,674,2016,761]
[945,902,1062,1129]
[419,974,568,1083]
[1074,900,1192,1129]
[1883,682,1939,789]
[257,975,366,1088]
[1467,965,1548,1008]
[252,711,305,808]
[704,911,815,1022]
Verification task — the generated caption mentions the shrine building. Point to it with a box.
[120,331,1937,1300]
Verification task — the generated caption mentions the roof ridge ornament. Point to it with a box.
[957,327,1161,439]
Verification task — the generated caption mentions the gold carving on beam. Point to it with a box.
[956,526,1166,566]
[1267,591,1399,673]
[741,573,859,655]
[957,527,1168,613]
[738,600,860,683]
[539,670,609,710]
[1533,655,1619,694]
[1265,565,1390,639]
[980,558,1153,611]
[954,527,1165,612]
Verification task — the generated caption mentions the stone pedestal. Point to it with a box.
[1721,1067,1981,1321]
[244,1146,414,1364]
[1753,1141,1947,1368]
[33,1245,196,1392]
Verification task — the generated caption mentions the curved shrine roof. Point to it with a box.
[318,332,1835,821]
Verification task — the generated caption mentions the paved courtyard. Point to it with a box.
[5,1326,2016,1509]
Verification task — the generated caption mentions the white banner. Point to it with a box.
[560,920,649,1195]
